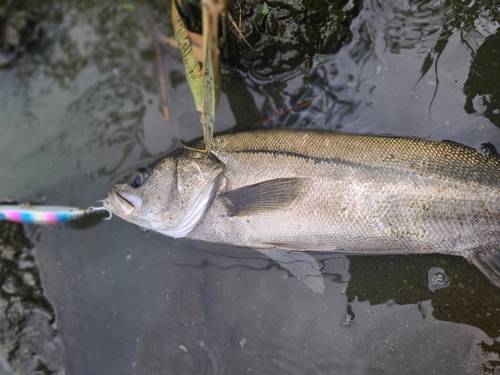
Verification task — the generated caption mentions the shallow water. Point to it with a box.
[1,0,500,374]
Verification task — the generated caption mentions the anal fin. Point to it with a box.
[257,249,325,293]
[471,247,500,288]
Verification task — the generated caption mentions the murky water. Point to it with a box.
[1,0,500,373]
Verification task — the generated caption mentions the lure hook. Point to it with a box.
[87,206,113,220]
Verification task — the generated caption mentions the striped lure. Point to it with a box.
[0,205,111,225]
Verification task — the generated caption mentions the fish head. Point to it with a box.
[104,150,224,237]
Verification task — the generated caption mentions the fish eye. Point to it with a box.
[130,167,150,188]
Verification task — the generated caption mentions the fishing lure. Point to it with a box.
[0,205,111,225]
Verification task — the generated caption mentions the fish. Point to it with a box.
[104,130,500,292]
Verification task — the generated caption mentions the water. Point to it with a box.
[1,0,500,373]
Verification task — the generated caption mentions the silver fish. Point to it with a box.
[104,130,500,292]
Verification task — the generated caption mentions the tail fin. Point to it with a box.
[471,247,500,288]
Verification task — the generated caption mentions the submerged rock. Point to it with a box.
[0,218,66,374]
[0,0,40,68]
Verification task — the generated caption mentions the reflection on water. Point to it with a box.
[346,254,500,336]
[464,29,500,129]
[367,0,500,103]
[14,1,159,90]
[237,0,500,136]
[2,0,163,192]
[54,77,149,175]
[1,0,500,373]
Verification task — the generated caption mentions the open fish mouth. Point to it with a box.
[105,188,141,218]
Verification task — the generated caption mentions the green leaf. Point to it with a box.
[240,338,247,348]
[122,3,134,11]
[172,2,203,112]
[201,41,215,153]
[179,345,188,352]
[262,2,269,15]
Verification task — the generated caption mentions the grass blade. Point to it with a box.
[172,1,203,112]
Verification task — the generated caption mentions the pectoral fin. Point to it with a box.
[218,178,305,216]
[257,249,325,293]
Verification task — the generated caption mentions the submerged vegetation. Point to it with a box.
[170,0,360,152]
[176,0,360,77]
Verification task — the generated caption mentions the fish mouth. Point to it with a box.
[106,188,142,219]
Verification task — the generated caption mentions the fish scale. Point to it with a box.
[105,130,500,292]
[196,133,498,252]
[210,131,500,188]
